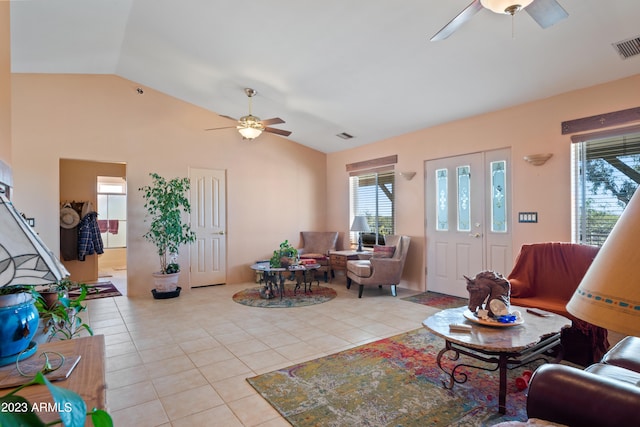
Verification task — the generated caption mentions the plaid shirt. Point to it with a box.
[78,211,104,261]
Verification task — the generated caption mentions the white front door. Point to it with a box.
[425,149,511,297]
[189,168,227,286]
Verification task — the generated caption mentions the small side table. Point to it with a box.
[329,250,370,281]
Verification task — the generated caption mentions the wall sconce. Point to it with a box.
[399,172,416,181]
[523,153,553,166]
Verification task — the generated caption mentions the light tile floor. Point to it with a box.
[87,271,436,426]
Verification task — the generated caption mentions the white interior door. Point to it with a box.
[189,168,227,286]
[425,149,511,297]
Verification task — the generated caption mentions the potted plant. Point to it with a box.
[34,281,93,342]
[269,239,298,268]
[139,173,197,298]
[0,285,40,364]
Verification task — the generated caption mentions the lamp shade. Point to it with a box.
[0,194,69,287]
[566,188,640,336]
[350,215,371,233]
[238,126,263,140]
[480,0,533,14]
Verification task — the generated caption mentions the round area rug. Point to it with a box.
[232,285,337,308]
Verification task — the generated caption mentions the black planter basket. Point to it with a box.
[151,287,181,299]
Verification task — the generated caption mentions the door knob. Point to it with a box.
[217,231,225,235]
[469,233,481,238]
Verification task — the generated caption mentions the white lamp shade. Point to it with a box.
[0,194,69,287]
[238,126,263,140]
[566,188,640,336]
[481,0,534,14]
[350,215,371,233]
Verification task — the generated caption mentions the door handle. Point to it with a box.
[217,231,225,235]
[469,233,481,238]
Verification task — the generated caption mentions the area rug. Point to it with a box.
[402,290,468,310]
[247,328,534,426]
[233,285,337,308]
[70,281,123,300]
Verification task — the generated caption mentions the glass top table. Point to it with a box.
[423,305,571,414]
[250,262,321,299]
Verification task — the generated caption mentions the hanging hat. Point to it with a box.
[60,206,80,229]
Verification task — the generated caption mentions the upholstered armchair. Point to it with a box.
[298,231,339,282]
[507,242,608,365]
[346,235,410,298]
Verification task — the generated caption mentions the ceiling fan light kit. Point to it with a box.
[431,0,568,41]
[481,0,533,14]
[205,87,291,140]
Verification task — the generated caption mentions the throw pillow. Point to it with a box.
[373,245,395,258]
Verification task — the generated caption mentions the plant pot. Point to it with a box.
[0,292,39,365]
[151,271,180,292]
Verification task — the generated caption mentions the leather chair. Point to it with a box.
[297,231,338,282]
[523,336,640,427]
[346,235,410,298]
[507,242,608,365]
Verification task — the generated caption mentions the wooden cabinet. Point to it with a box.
[329,250,361,280]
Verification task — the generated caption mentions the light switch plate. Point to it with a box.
[518,212,538,223]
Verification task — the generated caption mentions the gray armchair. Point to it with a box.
[298,231,339,282]
[346,235,410,298]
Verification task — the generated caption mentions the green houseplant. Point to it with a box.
[269,240,299,268]
[35,281,93,342]
[139,173,197,294]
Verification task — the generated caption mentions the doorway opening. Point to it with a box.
[97,176,127,293]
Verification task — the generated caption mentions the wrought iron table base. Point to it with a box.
[436,333,562,414]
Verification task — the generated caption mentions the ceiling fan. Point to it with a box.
[205,88,292,140]
[430,0,568,41]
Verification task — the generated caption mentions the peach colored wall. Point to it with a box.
[326,74,640,293]
[10,74,327,296]
[0,2,11,167]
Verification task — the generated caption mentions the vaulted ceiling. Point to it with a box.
[9,0,640,153]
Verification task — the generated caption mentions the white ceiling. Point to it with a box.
[9,0,640,153]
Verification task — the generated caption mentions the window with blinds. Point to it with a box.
[573,131,640,246]
[349,169,395,247]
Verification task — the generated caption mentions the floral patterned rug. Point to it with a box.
[247,328,532,426]
[232,285,337,308]
[401,291,468,310]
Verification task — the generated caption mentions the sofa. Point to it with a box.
[507,242,608,365]
[297,231,339,282]
[523,336,640,427]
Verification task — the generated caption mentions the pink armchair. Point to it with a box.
[298,231,339,282]
[346,235,411,298]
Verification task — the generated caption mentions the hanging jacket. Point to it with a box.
[78,211,104,261]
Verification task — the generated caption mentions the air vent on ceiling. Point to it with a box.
[337,132,354,140]
[613,36,640,60]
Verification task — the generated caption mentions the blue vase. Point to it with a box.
[0,293,39,363]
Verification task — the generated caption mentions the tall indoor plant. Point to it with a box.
[139,173,196,295]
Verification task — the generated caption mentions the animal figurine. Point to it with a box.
[465,270,511,318]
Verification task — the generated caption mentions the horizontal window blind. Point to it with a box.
[574,131,640,246]
[349,169,395,247]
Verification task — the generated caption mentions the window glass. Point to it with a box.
[349,170,395,247]
[491,160,507,232]
[573,132,640,246]
[457,165,471,232]
[436,169,448,231]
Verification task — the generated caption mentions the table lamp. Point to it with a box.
[0,194,70,365]
[566,188,640,337]
[350,215,371,252]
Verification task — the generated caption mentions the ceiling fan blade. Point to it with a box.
[261,117,285,126]
[430,0,483,42]
[204,126,236,131]
[264,127,292,137]
[525,0,568,29]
